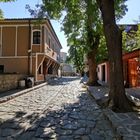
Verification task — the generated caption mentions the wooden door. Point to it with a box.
[128,58,139,87]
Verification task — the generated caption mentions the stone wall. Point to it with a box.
[0,74,25,93]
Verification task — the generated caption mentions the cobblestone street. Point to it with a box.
[0,77,117,140]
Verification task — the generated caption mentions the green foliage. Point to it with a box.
[66,34,86,72]
[27,0,128,67]
[122,24,140,53]
[66,45,85,72]
[0,9,3,18]
[135,24,140,49]
[42,0,65,19]
[96,35,108,63]
[115,0,128,21]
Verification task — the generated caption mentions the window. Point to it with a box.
[0,65,4,73]
[45,29,48,44]
[33,31,41,44]
[48,38,51,48]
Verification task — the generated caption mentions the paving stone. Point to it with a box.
[1,121,20,129]
[81,135,90,140]
[1,128,21,137]
[76,120,87,127]
[0,77,117,139]
[86,120,96,127]
[69,114,79,119]
[35,127,44,137]
[89,134,105,140]
[55,128,73,135]
[116,126,131,136]
[57,136,73,140]
[62,124,78,130]
[123,135,138,140]
[131,124,140,133]
[16,131,35,140]
[40,128,55,138]
[74,128,86,135]
[0,137,13,140]
[30,138,44,140]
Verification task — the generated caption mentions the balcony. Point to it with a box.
[45,46,57,61]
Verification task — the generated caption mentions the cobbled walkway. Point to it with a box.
[0,77,117,140]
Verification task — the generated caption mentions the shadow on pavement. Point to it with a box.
[1,77,139,139]
[0,88,103,140]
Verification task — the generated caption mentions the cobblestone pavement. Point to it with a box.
[88,86,140,140]
[0,77,117,140]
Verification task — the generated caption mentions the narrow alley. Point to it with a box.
[0,77,117,140]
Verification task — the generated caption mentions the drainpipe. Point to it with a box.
[28,19,31,75]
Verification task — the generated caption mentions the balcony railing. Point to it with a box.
[45,46,58,61]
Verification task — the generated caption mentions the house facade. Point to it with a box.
[97,49,140,87]
[97,61,109,84]
[123,49,140,87]
[0,18,62,82]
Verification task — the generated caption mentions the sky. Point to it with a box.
[0,0,140,53]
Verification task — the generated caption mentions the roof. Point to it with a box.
[0,18,47,21]
[0,18,62,49]
[123,49,140,60]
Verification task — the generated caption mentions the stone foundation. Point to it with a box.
[0,74,25,93]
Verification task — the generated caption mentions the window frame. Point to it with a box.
[32,30,41,45]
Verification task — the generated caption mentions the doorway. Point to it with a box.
[102,65,105,82]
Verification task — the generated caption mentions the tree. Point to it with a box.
[96,0,137,112]
[66,36,85,74]
[61,0,102,85]
[27,0,138,111]
[96,35,108,63]
[85,0,101,85]
[26,0,102,86]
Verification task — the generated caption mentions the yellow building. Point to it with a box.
[0,18,62,82]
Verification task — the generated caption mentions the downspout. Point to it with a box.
[28,19,31,75]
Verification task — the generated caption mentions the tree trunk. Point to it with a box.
[97,0,135,112]
[87,48,99,86]
[85,0,100,86]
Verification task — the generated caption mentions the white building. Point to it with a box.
[60,52,67,63]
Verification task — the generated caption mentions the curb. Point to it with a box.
[87,86,123,139]
[87,86,140,140]
[87,86,107,100]
[0,82,48,103]
[103,109,140,140]
[103,109,123,139]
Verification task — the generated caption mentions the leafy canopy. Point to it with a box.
[26,0,128,68]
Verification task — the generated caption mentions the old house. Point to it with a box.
[97,49,140,87]
[123,49,140,87]
[0,18,62,82]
